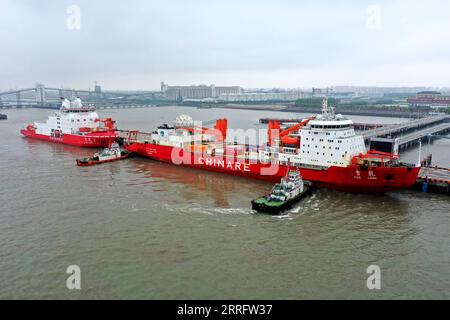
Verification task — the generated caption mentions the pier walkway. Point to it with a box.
[362,115,450,141]
[398,123,450,149]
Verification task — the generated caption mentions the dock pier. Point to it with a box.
[362,115,450,141]
[413,166,450,195]
[397,123,450,150]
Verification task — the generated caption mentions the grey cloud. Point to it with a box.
[1,0,450,89]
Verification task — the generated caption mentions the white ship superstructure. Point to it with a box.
[269,98,367,167]
[21,98,117,147]
[33,101,100,136]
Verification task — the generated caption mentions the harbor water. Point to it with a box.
[0,107,449,299]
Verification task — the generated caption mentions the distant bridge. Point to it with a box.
[0,84,159,108]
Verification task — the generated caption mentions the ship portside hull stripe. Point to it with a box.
[125,142,420,192]
[21,129,117,147]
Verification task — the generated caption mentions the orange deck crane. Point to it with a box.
[268,116,316,146]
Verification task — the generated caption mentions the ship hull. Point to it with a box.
[20,129,117,147]
[125,142,420,193]
[251,186,312,214]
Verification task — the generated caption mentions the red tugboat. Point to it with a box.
[20,97,117,147]
[124,98,420,193]
[76,142,131,166]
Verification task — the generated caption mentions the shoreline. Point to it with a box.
[5,102,428,119]
[211,104,427,119]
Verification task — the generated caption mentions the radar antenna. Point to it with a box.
[322,96,336,119]
[321,97,328,113]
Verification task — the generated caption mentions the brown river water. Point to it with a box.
[0,106,449,299]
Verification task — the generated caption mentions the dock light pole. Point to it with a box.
[417,139,422,167]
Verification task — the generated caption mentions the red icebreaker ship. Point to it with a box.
[124,99,420,193]
[21,98,117,147]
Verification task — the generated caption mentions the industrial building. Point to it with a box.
[407,91,450,108]
[218,90,305,102]
[161,82,242,101]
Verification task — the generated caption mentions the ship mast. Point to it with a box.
[321,96,335,119]
[285,159,291,182]
[321,96,329,116]
[417,139,422,167]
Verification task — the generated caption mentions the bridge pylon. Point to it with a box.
[16,91,22,107]
[35,83,46,105]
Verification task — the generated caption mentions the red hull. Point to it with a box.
[125,142,420,193]
[21,129,117,147]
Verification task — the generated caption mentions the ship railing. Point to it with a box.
[296,163,328,170]
[61,106,96,112]
[397,162,417,168]
[118,130,154,143]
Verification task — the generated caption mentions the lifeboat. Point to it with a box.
[281,136,299,145]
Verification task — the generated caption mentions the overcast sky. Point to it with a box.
[1,0,450,91]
